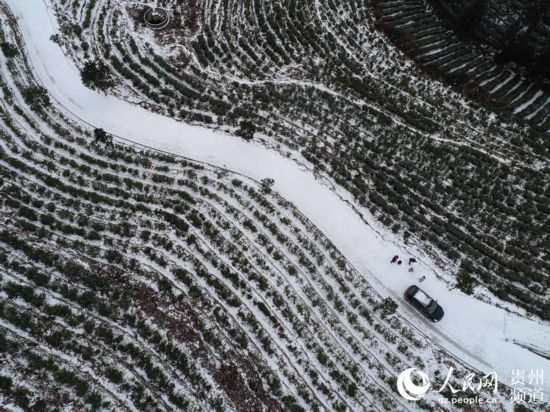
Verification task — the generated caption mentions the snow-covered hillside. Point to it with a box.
[0,0,549,411]
[46,0,550,321]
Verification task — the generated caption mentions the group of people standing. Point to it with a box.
[391,255,426,282]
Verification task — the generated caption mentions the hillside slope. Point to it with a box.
[48,0,550,320]
[0,4,518,409]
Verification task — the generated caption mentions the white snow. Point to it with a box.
[514,90,544,114]
[526,96,550,120]
[6,0,550,395]
[489,72,515,94]
[413,289,432,307]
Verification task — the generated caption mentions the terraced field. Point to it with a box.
[374,0,550,129]
[429,0,550,86]
[0,6,525,410]
[49,0,550,321]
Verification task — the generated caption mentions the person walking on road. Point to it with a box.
[391,255,399,264]
[418,275,426,283]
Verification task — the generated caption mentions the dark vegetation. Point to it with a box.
[373,0,550,130]
[1,41,18,57]
[81,61,116,92]
[429,0,550,86]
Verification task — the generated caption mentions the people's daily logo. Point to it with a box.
[396,367,544,405]
[397,368,430,401]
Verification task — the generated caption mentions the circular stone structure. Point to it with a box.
[143,7,170,30]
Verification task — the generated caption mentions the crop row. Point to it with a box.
[0,11,508,410]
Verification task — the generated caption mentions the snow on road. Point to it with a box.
[6,0,550,393]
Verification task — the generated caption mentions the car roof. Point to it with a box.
[413,289,433,306]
